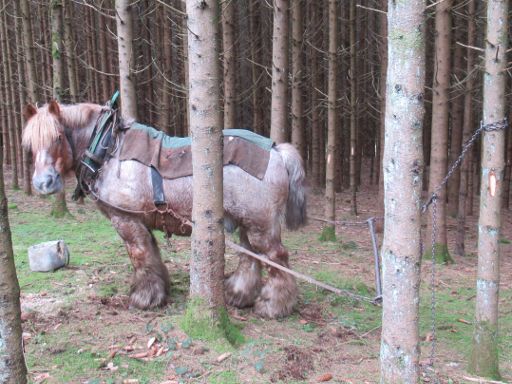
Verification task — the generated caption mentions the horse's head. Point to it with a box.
[22,101,74,195]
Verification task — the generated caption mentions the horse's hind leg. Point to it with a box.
[111,216,170,309]
[250,234,298,319]
[224,229,262,308]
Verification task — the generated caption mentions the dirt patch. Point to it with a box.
[298,302,326,324]
[271,345,315,382]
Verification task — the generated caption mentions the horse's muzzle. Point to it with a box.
[33,170,63,195]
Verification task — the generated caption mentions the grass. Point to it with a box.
[208,370,239,384]
[6,187,512,382]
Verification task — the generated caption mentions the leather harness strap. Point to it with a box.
[150,166,166,207]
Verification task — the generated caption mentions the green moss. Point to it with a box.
[209,370,239,384]
[180,297,244,349]
[319,226,336,242]
[98,283,118,298]
[388,27,422,51]
[423,243,454,264]
[469,321,501,380]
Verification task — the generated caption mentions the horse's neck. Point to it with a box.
[60,103,103,159]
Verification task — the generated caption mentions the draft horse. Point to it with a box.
[22,101,307,318]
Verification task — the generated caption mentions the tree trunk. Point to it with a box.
[222,0,236,129]
[0,4,18,189]
[321,0,337,242]
[377,0,387,214]
[447,23,465,217]
[270,0,289,143]
[20,0,39,102]
[455,0,476,257]
[426,0,453,263]
[157,4,173,133]
[249,0,263,135]
[0,114,27,384]
[349,0,357,216]
[88,9,101,102]
[40,5,52,100]
[50,0,70,218]
[183,0,233,342]
[380,0,425,382]
[309,2,322,188]
[51,1,64,101]
[63,1,78,103]
[503,106,512,209]
[97,9,111,103]
[469,0,508,378]
[14,0,32,195]
[291,0,305,159]
[115,0,138,120]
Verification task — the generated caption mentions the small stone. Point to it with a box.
[28,240,69,272]
[175,367,188,376]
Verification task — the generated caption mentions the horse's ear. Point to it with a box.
[24,104,37,120]
[48,100,61,117]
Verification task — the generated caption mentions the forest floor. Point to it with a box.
[7,176,512,384]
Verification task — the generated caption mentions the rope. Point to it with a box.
[309,215,383,227]
[226,239,377,304]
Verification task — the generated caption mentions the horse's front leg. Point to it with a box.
[111,215,170,309]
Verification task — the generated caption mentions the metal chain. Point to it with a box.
[429,196,439,383]
[421,118,506,382]
[422,118,508,213]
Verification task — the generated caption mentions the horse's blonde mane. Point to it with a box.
[22,107,61,152]
[22,103,101,152]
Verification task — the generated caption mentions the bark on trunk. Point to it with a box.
[455,0,476,257]
[249,0,263,135]
[426,0,453,263]
[63,1,78,103]
[0,5,18,189]
[20,0,39,102]
[50,0,70,218]
[222,0,236,129]
[291,0,305,159]
[321,0,337,242]
[97,9,111,103]
[309,3,322,188]
[380,0,425,382]
[184,0,227,335]
[377,0,387,214]
[0,116,27,384]
[469,0,508,378]
[270,0,289,143]
[158,4,173,134]
[349,0,358,216]
[14,0,32,195]
[115,0,138,120]
[447,24,465,217]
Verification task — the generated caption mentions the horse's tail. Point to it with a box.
[275,143,307,230]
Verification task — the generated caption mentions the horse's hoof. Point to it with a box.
[224,273,261,308]
[129,274,169,309]
[253,275,297,319]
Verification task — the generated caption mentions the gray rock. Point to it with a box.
[28,240,70,272]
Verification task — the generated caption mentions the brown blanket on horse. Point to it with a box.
[119,126,272,180]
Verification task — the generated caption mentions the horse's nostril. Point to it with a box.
[44,176,54,189]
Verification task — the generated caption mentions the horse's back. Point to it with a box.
[97,144,305,235]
